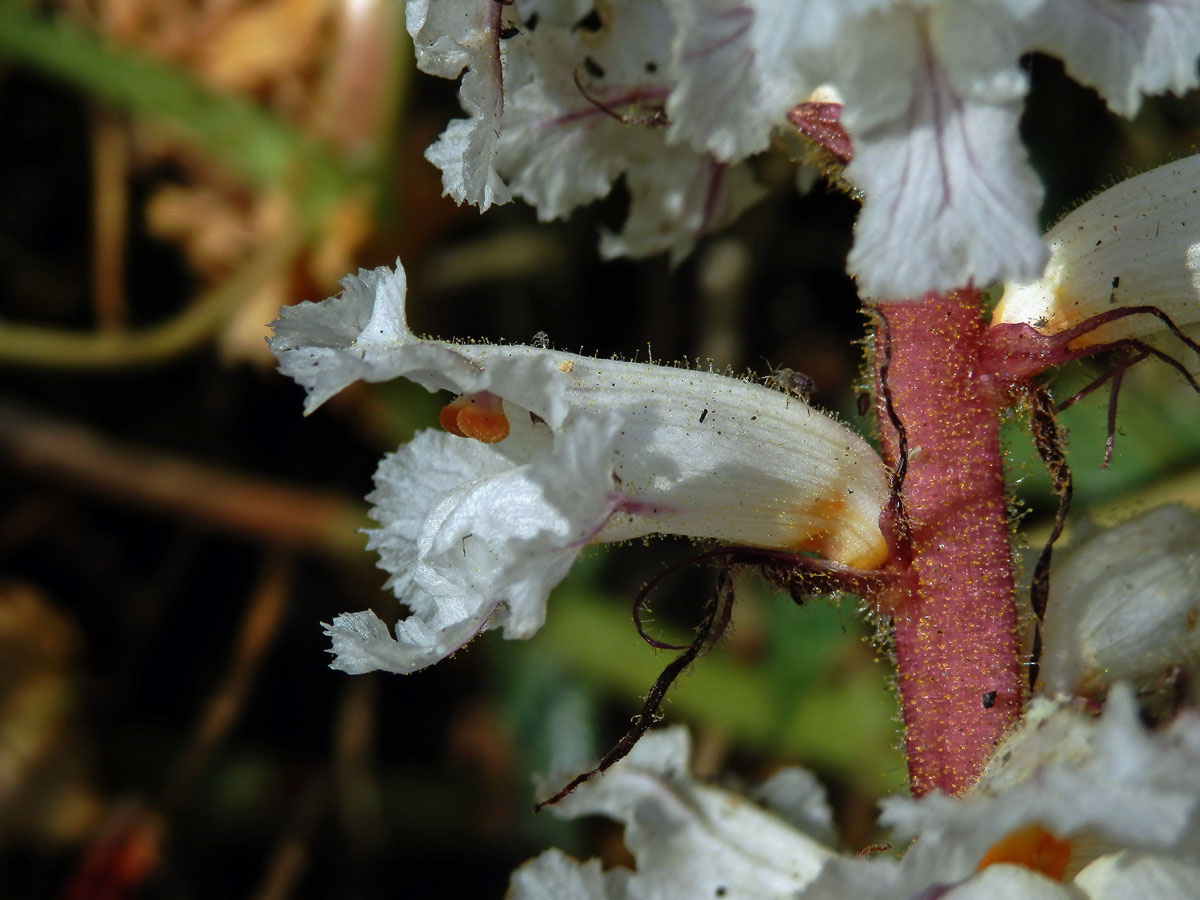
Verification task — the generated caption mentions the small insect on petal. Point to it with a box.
[439,391,511,443]
[992,154,1200,347]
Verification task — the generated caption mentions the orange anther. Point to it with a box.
[438,403,467,437]
[976,823,1072,881]
[439,392,510,444]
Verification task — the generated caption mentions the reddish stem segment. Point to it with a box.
[874,290,1023,797]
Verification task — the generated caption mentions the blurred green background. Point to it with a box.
[0,2,1198,897]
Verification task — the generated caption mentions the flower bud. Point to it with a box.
[1038,505,1200,699]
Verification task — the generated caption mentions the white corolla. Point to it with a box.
[269,261,889,675]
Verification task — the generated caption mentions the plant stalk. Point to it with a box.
[874,290,1024,796]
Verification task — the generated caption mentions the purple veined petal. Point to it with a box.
[838,6,1046,300]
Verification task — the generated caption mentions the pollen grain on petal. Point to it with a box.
[976,823,1072,882]
[440,391,511,444]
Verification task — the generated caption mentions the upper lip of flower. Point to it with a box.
[269,260,891,675]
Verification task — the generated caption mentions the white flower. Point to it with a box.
[510,691,1200,899]
[1038,505,1200,701]
[993,153,1200,348]
[1025,0,1200,119]
[269,261,889,674]
[411,0,1200,298]
[834,0,1048,300]
[800,685,1200,899]
[412,0,765,261]
[662,0,1053,298]
[668,0,1200,299]
[509,727,836,899]
[408,0,511,210]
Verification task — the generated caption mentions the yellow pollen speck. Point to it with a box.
[558,361,574,373]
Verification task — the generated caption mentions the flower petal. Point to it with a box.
[542,727,833,896]
[509,849,632,900]
[841,6,1046,300]
[407,0,511,209]
[597,152,766,263]
[662,0,813,161]
[269,262,573,419]
[886,686,1200,859]
[1027,0,1200,118]
[992,153,1200,347]
[333,419,622,675]
[1038,505,1200,700]
[751,767,838,846]
[423,71,512,211]
[1076,851,1200,900]
[493,0,763,260]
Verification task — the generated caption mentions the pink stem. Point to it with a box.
[875,290,1024,797]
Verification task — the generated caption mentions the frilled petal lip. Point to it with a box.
[530,728,834,897]
[269,261,576,425]
[323,415,626,675]
[837,3,1048,301]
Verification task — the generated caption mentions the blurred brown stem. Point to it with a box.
[90,110,130,333]
[250,773,328,900]
[0,398,369,558]
[163,553,291,810]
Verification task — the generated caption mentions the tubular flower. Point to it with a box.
[993,154,1200,349]
[268,261,889,675]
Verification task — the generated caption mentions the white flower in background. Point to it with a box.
[1037,505,1200,701]
[268,261,889,675]
[661,0,1200,299]
[509,691,1200,899]
[407,0,512,210]
[410,0,1200,299]
[508,727,836,899]
[411,0,765,262]
[803,685,1200,899]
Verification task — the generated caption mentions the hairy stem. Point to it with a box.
[875,290,1023,796]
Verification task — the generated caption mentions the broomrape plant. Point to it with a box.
[270,1,1200,896]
